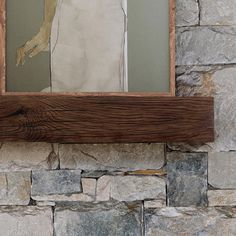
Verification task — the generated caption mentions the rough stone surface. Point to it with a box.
[167,152,207,207]
[0,171,31,205]
[0,142,59,171]
[59,143,165,171]
[208,152,236,189]
[144,200,166,208]
[173,66,236,152]
[200,0,236,26]
[145,207,236,236]
[176,0,199,26]
[33,178,96,202]
[32,170,82,196]
[54,203,142,236]
[208,190,236,206]
[96,175,165,202]
[36,201,56,207]
[0,206,53,236]
[176,27,236,66]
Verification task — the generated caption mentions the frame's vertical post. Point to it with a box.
[169,0,175,96]
[0,0,5,95]
[123,0,128,92]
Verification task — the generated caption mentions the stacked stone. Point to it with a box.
[1,0,236,235]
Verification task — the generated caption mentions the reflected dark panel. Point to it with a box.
[127,0,170,92]
[6,0,50,92]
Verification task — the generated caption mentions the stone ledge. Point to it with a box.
[59,143,165,171]
[0,142,59,172]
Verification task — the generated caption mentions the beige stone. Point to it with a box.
[208,190,236,206]
[0,171,31,205]
[60,143,165,171]
[96,175,166,202]
[96,176,113,202]
[0,206,53,236]
[144,200,166,208]
[0,142,59,171]
[208,152,236,188]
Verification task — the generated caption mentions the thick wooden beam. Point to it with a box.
[0,95,214,143]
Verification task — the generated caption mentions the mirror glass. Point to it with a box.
[6,0,170,93]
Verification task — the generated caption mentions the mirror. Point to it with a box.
[6,0,173,93]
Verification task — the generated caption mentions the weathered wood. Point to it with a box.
[0,95,214,143]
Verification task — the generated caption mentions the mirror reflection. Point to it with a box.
[6,0,170,93]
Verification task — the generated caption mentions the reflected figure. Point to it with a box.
[16,0,126,92]
[16,0,57,66]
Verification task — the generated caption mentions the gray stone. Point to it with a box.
[37,201,56,206]
[0,171,31,205]
[33,178,96,202]
[208,152,236,189]
[208,190,236,206]
[96,175,166,202]
[173,66,236,152]
[176,0,199,26]
[200,0,236,25]
[167,152,207,207]
[0,206,53,236]
[59,143,165,171]
[0,142,59,171]
[176,27,236,66]
[32,170,82,196]
[145,207,236,236]
[54,202,142,236]
[211,68,236,151]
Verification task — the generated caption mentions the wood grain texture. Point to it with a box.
[0,95,214,143]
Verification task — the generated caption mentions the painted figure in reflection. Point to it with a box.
[16,0,126,92]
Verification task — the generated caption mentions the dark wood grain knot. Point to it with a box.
[11,107,29,117]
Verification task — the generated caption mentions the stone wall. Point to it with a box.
[1,0,236,235]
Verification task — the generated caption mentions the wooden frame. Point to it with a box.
[0,0,214,143]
